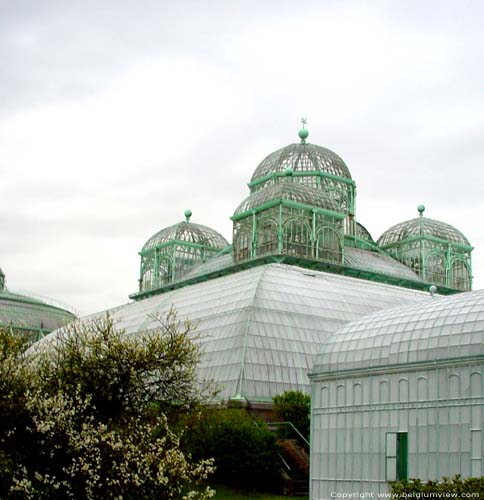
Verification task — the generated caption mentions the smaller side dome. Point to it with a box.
[142,220,229,252]
[137,212,229,295]
[355,222,375,245]
[378,215,470,248]
[377,206,472,291]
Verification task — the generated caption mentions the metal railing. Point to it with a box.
[267,421,309,448]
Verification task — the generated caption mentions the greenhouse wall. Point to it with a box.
[310,361,484,498]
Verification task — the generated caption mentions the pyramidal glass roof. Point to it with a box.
[344,247,424,282]
[312,288,484,375]
[40,263,428,402]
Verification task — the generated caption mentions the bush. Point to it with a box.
[179,408,281,491]
[0,310,215,500]
[391,475,484,496]
[272,390,310,442]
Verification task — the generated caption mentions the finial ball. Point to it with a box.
[418,204,425,215]
[298,128,309,141]
[184,209,192,221]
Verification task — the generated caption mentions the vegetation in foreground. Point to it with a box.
[0,311,215,499]
[179,407,281,491]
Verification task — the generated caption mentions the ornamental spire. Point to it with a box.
[184,209,192,222]
[298,117,309,144]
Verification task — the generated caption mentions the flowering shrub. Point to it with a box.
[0,310,215,499]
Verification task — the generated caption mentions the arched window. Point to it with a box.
[283,219,311,258]
[141,266,154,291]
[234,229,251,261]
[158,257,173,285]
[315,226,342,263]
[256,219,278,256]
[424,251,446,286]
[449,258,471,291]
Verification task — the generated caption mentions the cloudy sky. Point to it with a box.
[1,0,483,315]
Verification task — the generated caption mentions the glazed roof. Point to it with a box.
[234,179,342,217]
[250,142,352,187]
[142,219,229,252]
[40,263,427,402]
[312,288,484,375]
[378,212,471,248]
[0,288,75,334]
[355,222,375,244]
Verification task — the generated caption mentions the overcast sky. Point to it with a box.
[1,0,483,315]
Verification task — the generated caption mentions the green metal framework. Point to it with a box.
[378,207,473,291]
[0,268,4,290]
[249,141,356,217]
[0,288,75,341]
[139,213,229,292]
[232,179,345,265]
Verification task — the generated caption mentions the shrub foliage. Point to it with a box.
[272,390,310,441]
[179,408,281,491]
[391,475,484,496]
[0,310,215,500]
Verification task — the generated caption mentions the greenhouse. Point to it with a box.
[309,289,484,497]
[39,123,474,410]
[0,267,75,341]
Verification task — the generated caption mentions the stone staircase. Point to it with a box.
[277,438,309,496]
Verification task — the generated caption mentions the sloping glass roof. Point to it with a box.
[182,253,234,280]
[344,247,424,282]
[250,143,352,184]
[0,289,75,333]
[40,264,427,402]
[234,180,341,216]
[378,216,470,248]
[312,289,484,375]
[142,220,229,252]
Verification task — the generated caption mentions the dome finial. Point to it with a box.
[298,117,309,144]
[184,209,192,222]
[418,204,425,217]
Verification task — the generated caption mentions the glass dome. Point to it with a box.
[250,142,352,188]
[234,179,341,216]
[138,213,230,294]
[355,222,375,244]
[143,219,229,252]
[378,216,470,248]
[313,289,484,374]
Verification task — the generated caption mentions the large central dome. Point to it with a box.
[250,142,352,192]
[246,128,355,217]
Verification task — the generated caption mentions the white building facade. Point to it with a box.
[310,290,484,498]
